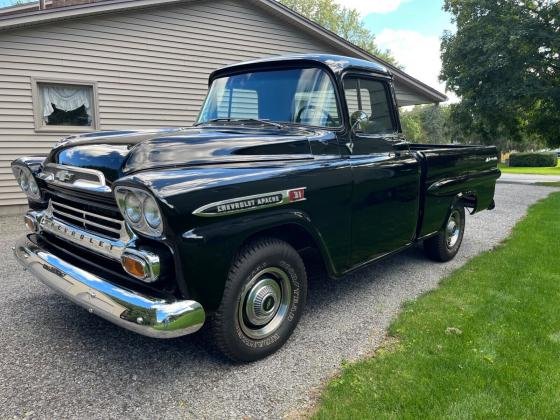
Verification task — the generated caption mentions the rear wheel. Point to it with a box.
[424,204,465,262]
[211,238,307,362]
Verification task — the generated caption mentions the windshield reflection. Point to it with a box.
[197,67,341,128]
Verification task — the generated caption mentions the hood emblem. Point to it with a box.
[193,188,306,217]
[38,163,112,193]
[56,170,75,183]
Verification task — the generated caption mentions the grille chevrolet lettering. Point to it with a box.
[40,200,133,261]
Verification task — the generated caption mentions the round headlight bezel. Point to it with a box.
[115,186,164,238]
[12,165,41,201]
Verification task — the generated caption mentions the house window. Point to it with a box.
[32,79,97,132]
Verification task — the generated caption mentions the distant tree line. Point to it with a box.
[400,104,546,151]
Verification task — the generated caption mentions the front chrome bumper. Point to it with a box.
[13,235,205,338]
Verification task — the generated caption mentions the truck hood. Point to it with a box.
[47,126,322,183]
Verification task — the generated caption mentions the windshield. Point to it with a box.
[196,67,341,128]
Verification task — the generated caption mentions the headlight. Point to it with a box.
[115,187,164,237]
[12,165,41,201]
[143,195,161,229]
[124,192,142,223]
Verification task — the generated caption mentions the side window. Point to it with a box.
[344,77,395,135]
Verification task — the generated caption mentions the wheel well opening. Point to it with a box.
[242,224,329,280]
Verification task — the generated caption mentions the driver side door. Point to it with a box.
[344,75,421,267]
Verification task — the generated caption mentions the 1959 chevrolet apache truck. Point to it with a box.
[12,55,500,362]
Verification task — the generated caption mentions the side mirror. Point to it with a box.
[350,110,368,133]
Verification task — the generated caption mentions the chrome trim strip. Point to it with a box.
[14,236,205,339]
[41,216,129,261]
[192,187,307,218]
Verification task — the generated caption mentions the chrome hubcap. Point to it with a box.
[446,210,461,248]
[238,267,292,340]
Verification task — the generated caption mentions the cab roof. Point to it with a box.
[209,54,390,83]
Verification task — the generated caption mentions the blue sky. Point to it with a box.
[336,0,456,101]
[0,0,34,6]
[363,0,454,38]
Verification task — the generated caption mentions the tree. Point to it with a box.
[441,0,560,147]
[400,105,452,144]
[279,0,398,66]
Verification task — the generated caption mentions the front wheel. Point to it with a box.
[211,238,307,362]
[424,204,466,262]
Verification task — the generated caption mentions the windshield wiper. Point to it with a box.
[195,118,285,129]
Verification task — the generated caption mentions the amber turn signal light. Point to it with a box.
[121,249,160,283]
[24,214,37,232]
[121,254,148,280]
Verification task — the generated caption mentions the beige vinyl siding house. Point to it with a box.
[0,0,446,213]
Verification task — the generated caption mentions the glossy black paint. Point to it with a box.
[17,55,500,312]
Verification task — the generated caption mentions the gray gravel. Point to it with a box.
[0,183,557,419]
[499,172,560,184]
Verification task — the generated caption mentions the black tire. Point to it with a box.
[211,237,307,362]
[424,204,466,262]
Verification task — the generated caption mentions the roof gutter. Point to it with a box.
[0,0,188,30]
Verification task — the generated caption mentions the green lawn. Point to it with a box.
[499,161,560,175]
[315,192,560,419]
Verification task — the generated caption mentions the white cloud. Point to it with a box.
[375,29,458,103]
[333,0,408,15]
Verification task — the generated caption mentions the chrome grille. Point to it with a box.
[51,200,124,240]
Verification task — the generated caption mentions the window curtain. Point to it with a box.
[41,85,92,121]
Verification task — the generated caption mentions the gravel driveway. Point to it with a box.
[0,183,557,419]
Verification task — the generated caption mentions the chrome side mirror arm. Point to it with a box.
[347,110,368,154]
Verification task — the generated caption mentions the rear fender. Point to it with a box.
[421,167,500,236]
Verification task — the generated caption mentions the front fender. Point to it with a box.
[178,209,333,311]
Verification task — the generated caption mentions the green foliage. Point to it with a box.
[499,161,560,175]
[400,104,455,144]
[441,0,560,148]
[315,192,560,418]
[278,0,398,66]
[509,152,558,167]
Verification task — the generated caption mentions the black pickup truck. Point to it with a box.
[12,55,500,361]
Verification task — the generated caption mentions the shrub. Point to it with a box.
[509,152,558,167]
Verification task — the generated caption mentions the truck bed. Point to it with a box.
[410,143,500,238]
